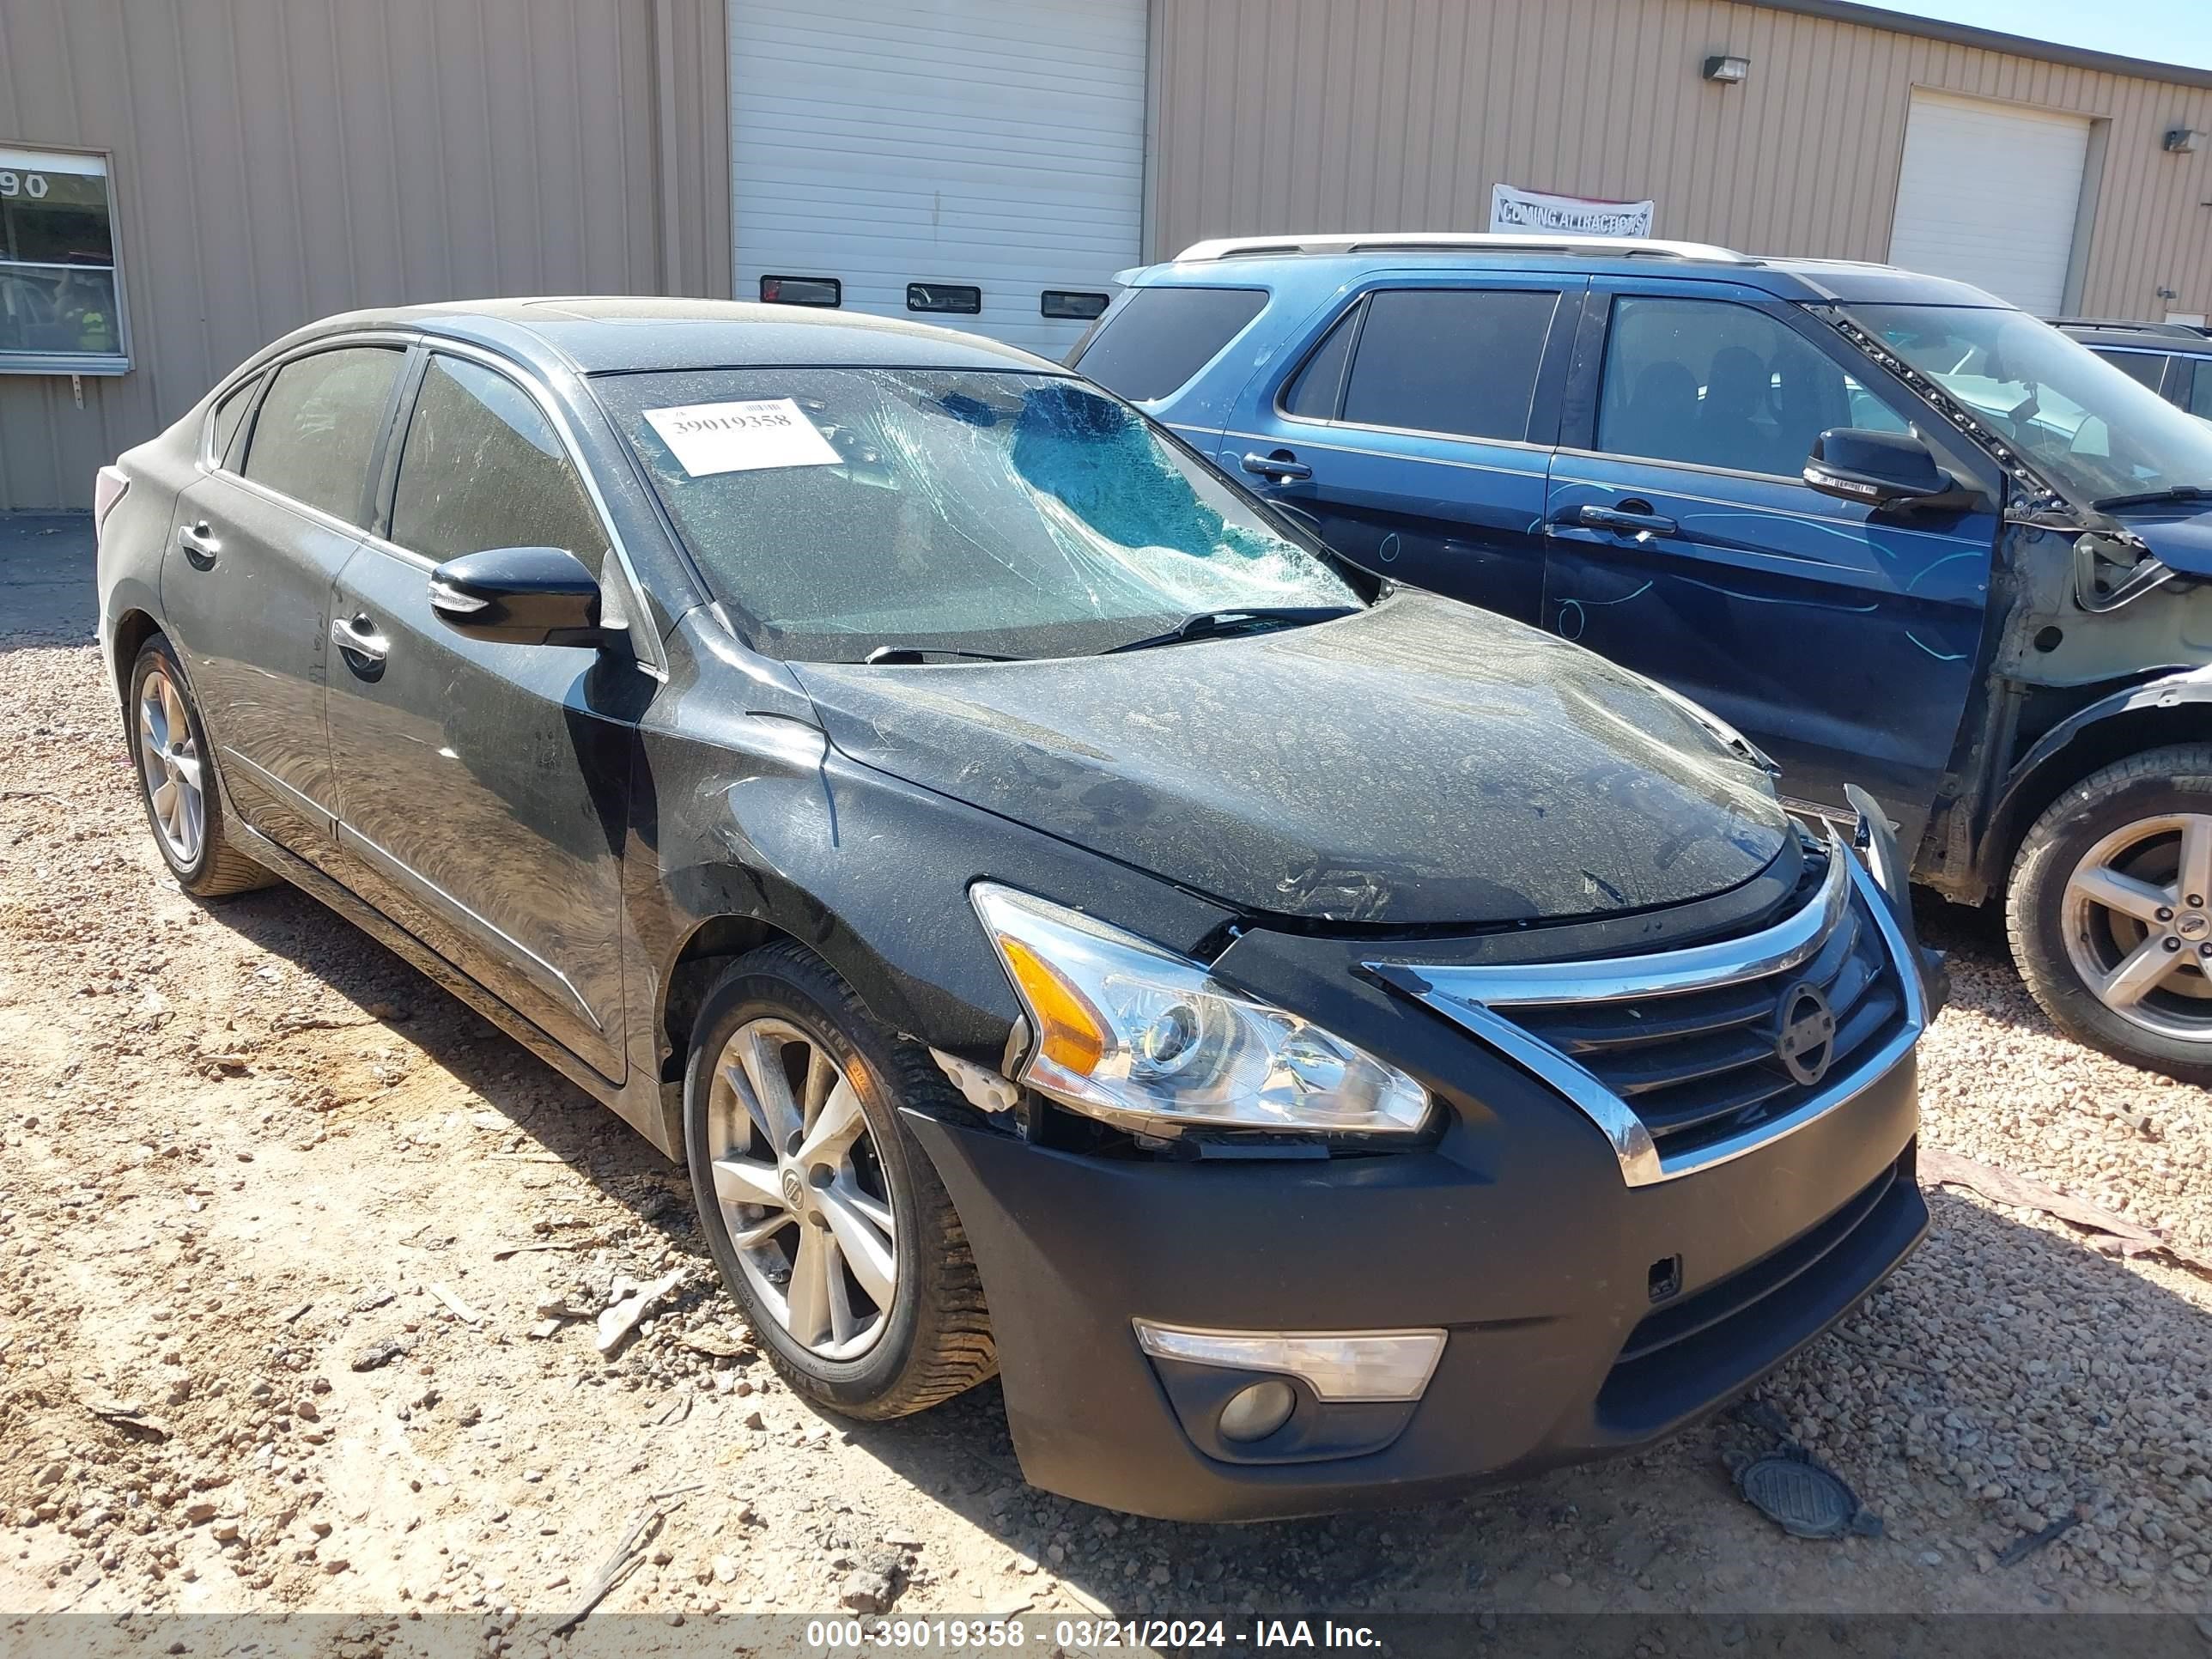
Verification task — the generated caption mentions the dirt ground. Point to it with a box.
[9,588,2212,1634]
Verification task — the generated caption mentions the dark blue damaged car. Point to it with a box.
[1101,232,2212,1085]
[98,298,1930,1520]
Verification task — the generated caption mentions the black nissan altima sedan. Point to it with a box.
[94,298,1936,1521]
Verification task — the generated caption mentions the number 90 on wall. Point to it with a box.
[0,171,52,198]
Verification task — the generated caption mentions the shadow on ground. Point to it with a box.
[0,512,96,647]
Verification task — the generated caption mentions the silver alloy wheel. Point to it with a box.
[136,666,206,867]
[2063,811,2212,1042]
[705,1016,898,1361]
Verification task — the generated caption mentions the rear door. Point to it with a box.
[325,349,641,1081]
[1215,276,1582,625]
[161,341,408,860]
[1543,281,2000,842]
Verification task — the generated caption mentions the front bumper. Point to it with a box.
[905,1042,1923,1522]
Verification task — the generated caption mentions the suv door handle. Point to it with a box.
[176,522,221,569]
[331,614,389,665]
[1575,504,1678,538]
[1240,451,1312,483]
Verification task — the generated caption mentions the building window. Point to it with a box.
[759,275,841,307]
[907,283,981,315]
[1041,290,1109,321]
[0,144,128,375]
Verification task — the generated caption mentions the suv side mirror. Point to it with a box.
[1802,428,1966,511]
[428,546,611,647]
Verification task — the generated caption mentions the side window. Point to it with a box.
[2191,363,2212,422]
[241,346,404,526]
[2094,349,2169,393]
[1338,289,1559,441]
[1279,304,1360,421]
[390,356,607,571]
[208,375,259,471]
[1072,287,1267,402]
[1597,296,1907,478]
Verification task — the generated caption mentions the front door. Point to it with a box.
[325,351,645,1080]
[1222,278,1582,625]
[1543,283,2000,848]
[159,344,408,859]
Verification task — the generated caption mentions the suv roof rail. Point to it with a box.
[2050,316,2208,338]
[1171,231,1756,265]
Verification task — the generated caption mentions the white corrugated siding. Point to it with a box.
[728,0,1148,357]
[1888,90,2092,312]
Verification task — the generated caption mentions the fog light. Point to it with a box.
[1218,1379,1297,1443]
[1133,1321,1446,1401]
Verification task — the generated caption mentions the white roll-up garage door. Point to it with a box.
[729,0,1148,359]
[1887,90,2092,314]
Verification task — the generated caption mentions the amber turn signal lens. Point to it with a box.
[996,935,1109,1075]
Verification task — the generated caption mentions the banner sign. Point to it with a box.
[1489,183,1655,238]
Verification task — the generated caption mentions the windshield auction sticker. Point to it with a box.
[643,398,843,477]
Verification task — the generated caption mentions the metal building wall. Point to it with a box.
[1147,0,2212,320]
[0,0,732,511]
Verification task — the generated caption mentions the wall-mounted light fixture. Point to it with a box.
[2166,128,2203,154]
[1703,53,1750,84]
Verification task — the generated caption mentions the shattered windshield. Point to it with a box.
[593,367,1361,662]
[1851,303,2212,509]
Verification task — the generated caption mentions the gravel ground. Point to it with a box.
[6,631,2212,1629]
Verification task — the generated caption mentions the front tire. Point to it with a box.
[683,942,995,1419]
[2008,744,2212,1084]
[125,636,270,897]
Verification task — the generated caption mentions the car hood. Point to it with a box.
[792,592,1792,927]
[2131,509,2212,580]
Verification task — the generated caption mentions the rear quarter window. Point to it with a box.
[1073,286,1267,403]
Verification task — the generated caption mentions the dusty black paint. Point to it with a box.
[799,591,1787,927]
[96,296,1920,1522]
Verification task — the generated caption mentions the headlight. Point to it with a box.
[969,883,1431,1137]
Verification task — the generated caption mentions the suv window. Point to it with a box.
[1279,305,1361,421]
[2093,349,2169,394]
[1339,289,1558,441]
[389,356,607,570]
[2192,366,2212,422]
[241,346,404,525]
[1598,296,1906,478]
[1073,287,1267,402]
[208,375,259,470]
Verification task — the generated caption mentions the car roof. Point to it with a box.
[2054,319,2212,353]
[1126,234,2010,308]
[271,296,1059,377]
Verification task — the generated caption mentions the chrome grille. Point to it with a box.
[1367,832,1925,1188]
[1504,863,1904,1151]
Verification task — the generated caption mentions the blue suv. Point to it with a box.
[1083,232,2212,1081]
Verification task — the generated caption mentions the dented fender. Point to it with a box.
[620,612,1237,1111]
[1976,664,2212,890]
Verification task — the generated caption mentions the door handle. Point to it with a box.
[1575,504,1679,538]
[175,522,221,569]
[331,614,389,665]
[1240,451,1312,483]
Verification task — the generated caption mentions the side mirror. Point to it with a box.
[428,546,611,647]
[1802,428,1966,511]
